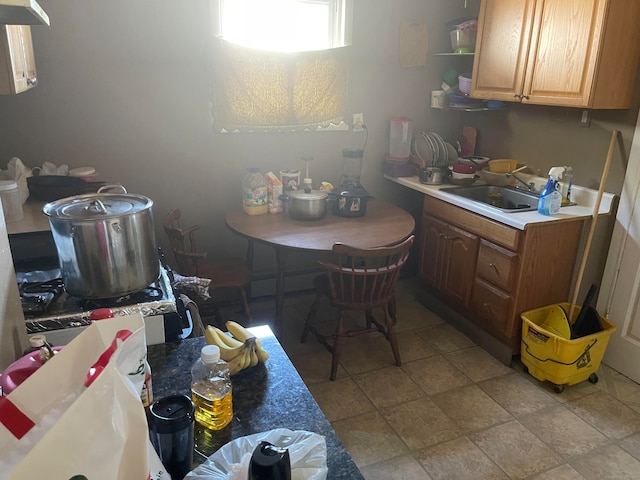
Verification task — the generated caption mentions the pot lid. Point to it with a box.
[43,193,153,220]
[287,189,328,201]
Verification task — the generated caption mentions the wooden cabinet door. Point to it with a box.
[440,224,479,307]
[420,214,479,307]
[20,26,37,91]
[471,0,536,102]
[0,25,37,94]
[419,214,447,288]
[522,0,607,107]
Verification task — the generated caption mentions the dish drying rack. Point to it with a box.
[411,131,457,168]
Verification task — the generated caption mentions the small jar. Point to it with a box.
[0,180,23,223]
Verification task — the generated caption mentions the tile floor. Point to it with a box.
[215,276,640,480]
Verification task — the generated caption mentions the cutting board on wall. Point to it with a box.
[463,126,476,153]
[399,21,428,67]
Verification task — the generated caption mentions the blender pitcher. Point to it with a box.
[389,117,412,160]
[339,148,364,188]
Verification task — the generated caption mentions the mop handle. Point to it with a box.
[569,129,619,322]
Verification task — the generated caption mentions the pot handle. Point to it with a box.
[97,184,127,194]
[87,198,108,214]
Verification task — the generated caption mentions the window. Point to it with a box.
[210,0,353,132]
[216,0,352,52]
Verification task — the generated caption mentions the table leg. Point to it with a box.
[246,239,254,299]
[274,247,288,336]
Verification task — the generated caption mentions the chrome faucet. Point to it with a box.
[507,172,539,193]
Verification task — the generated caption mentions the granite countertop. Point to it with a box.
[386,174,616,230]
[147,326,363,479]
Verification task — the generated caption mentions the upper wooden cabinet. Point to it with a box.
[0,25,38,95]
[470,0,640,109]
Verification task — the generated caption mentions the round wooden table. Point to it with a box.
[225,200,415,333]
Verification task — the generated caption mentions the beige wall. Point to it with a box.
[0,0,637,299]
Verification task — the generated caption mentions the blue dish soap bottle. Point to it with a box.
[538,167,564,216]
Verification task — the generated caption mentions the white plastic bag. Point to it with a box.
[186,428,328,480]
[0,313,170,480]
[33,161,69,176]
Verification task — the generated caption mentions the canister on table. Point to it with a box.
[280,169,300,192]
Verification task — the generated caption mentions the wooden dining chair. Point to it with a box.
[301,235,415,380]
[163,208,252,325]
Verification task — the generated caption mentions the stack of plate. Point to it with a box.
[411,131,458,168]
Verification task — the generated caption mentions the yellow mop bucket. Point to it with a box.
[520,303,616,393]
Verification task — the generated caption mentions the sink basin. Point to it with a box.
[441,185,540,213]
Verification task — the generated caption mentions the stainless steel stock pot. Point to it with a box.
[43,186,159,298]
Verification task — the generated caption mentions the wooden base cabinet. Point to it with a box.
[419,196,584,353]
[0,25,37,95]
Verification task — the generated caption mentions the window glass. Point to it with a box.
[215,0,351,52]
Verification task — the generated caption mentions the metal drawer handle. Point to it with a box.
[482,303,492,315]
[488,262,499,274]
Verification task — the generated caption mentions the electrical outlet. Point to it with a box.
[580,109,591,127]
[353,113,364,132]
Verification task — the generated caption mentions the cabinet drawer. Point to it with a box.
[423,196,521,250]
[471,278,512,334]
[476,240,518,293]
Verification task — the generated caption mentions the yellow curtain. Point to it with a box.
[211,39,350,132]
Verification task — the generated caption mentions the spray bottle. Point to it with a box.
[537,167,564,216]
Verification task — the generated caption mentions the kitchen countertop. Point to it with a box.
[386,174,616,230]
[147,326,363,479]
[6,201,50,235]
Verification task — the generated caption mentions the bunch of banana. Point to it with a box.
[204,321,269,375]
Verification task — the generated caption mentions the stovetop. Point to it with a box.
[17,264,178,334]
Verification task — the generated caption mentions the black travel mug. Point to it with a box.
[149,394,195,480]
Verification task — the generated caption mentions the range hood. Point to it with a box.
[0,0,49,26]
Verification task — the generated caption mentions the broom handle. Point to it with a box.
[569,129,619,322]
